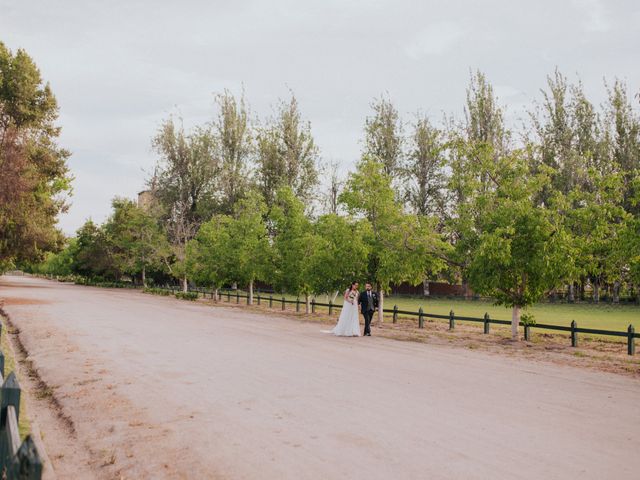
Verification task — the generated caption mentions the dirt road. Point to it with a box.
[1,275,638,479]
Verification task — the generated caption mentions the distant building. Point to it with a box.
[137,190,154,212]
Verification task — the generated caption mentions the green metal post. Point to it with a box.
[281,297,285,310]
[571,320,578,347]
[418,307,424,328]
[329,300,333,316]
[269,295,273,308]
[312,298,316,314]
[393,305,398,324]
[524,324,531,341]
[483,313,490,334]
[449,310,455,330]
[296,298,300,312]
[628,324,635,356]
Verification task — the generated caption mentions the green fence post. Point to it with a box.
[628,324,635,356]
[312,298,316,314]
[269,295,273,308]
[236,291,239,304]
[418,307,424,328]
[449,310,455,330]
[296,298,300,312]
[571,320,578,347]
[329,300,333,316]
[393,305,398,324]
[0,350,4,379]
[227,291,230,302]
[7,435,43,479]
[524,324,531,341]
[483,313,490,334]
[281,297,286,311]
[1,372,21,427]
[257,294,261,305]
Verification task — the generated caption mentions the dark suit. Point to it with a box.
[358,290,378,335]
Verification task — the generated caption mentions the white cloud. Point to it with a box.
[404,21,466,58]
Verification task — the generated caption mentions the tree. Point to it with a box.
[363,95,403,178]
[340,157,447,323]
[186,215,233,300]
[255,94,319,208]
[464,70,508,155]
[226,191,271,304]
[605,80,640,215]
[404,115,446,217]
[0,42,72,271]
[212,90,252,214]
[269,187,317,312]
[103,198,170,286]
[467,153,573,340]
[151,118,219,291]
[72,220,116,279]
[307,214,370,298]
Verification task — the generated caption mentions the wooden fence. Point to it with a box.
[159,286,639,356]
[0,326,43,479]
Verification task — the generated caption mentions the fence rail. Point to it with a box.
[0,325,43,479]
[146,285,640,356]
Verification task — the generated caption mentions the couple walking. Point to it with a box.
[331,281,378,337]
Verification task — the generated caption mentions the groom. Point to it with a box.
[358,282,378,336]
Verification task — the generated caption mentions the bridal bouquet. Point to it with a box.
[347,290,357,304]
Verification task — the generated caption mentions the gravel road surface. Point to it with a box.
[1,275,638,479]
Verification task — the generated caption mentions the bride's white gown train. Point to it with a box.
[331,298,361,336]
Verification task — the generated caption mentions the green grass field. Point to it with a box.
[232,290,639,333]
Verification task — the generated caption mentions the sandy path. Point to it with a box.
[0,275,638,479]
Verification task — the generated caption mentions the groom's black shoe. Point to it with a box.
[365,333,371,336]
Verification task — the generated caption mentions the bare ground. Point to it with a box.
[1,275,639,479]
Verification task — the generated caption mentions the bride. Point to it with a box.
[331,282,361,337]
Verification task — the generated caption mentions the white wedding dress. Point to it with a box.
[331,290,361,336]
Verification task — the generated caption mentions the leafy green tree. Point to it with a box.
[186,215,233,299]
[0,42,72,271]
[35,239,77,277]
[363,95,404,178]
[72,220,117,279]
[212,90,252,214]
[467,153,573,340]
[255,94,319,208]
[269,187,317,312]
[151,118,219,290]
[605,80,640,215]
[227,191,272,304]
[307,214,370,298]
[404,115,446,217]
[340,157,447,322]
[103,198,170,286]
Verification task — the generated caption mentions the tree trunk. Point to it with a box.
[305,294,310,314]
[511,305,521,341]
[142,266,146,288]
[593,277,600,304]
[613,281,620,304]
[463,280,471,300]
[248,279,254,305]
[377,289,384,325]
[567,283,575,303]
[423,279,430,296]
[331,290,339,303]
[181,276,188,293]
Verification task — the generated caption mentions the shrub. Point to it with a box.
[143,287,171,296]
[175,291,198,301]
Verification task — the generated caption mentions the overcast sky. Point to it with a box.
[1,0,639,234]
